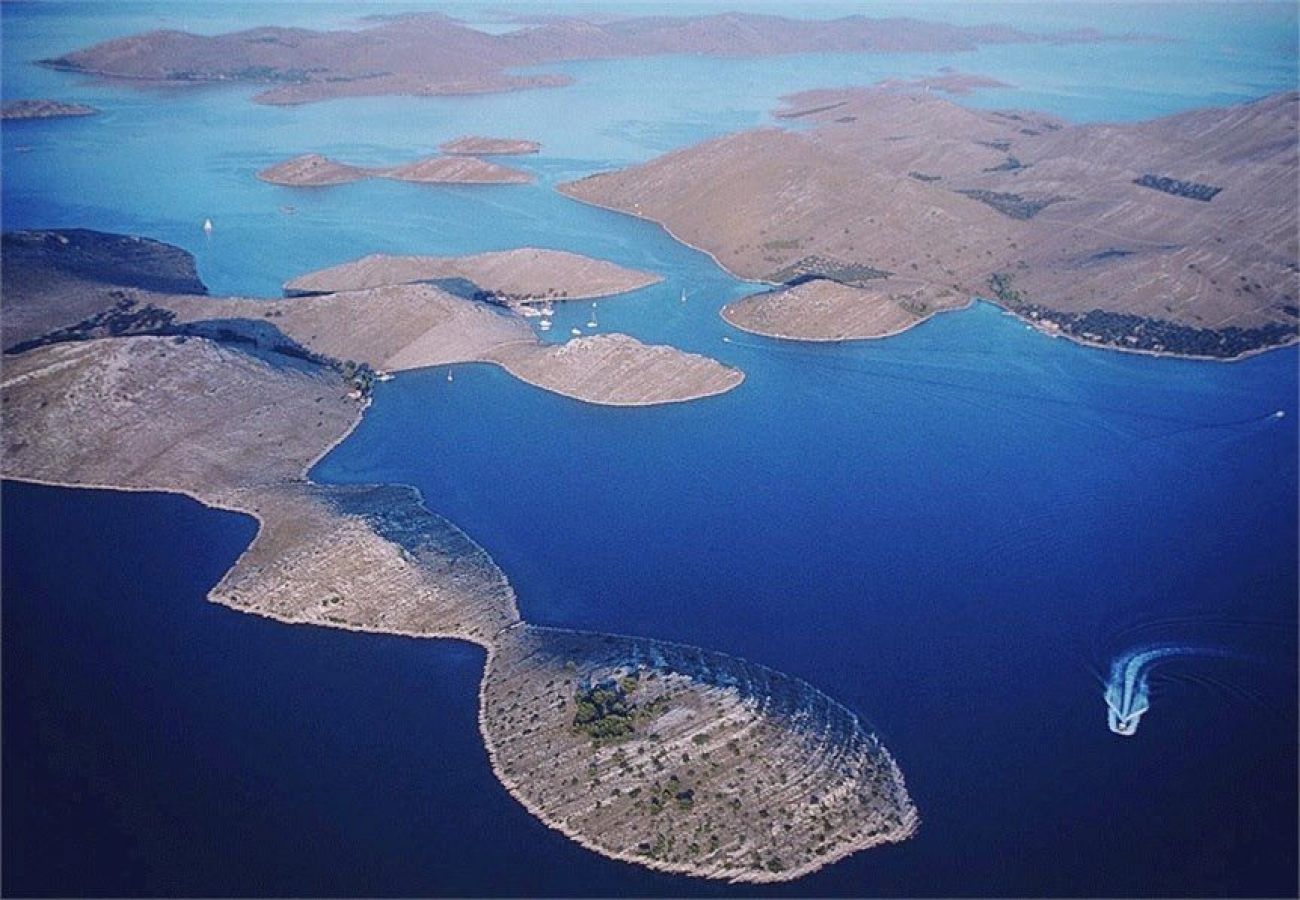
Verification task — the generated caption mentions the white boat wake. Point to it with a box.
[1103,644,1229,736]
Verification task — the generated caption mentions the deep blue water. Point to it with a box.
[3,2,1297,896]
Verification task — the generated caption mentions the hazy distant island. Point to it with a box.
[0,228,912,881]
[40,11,1144,106]
[560,89,1299,359]
[257,152,531,186]
[1,99,97,120]
[439,135,542,156]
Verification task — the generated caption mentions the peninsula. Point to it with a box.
[1,99,98,120]
[0,229,912,881]
[257,152,531,186]
[42,12,1140,106]
[560,89,1299,358]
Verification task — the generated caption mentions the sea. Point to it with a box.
[2,2,1297,895]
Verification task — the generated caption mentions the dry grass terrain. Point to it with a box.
[212,483,521,645]
[486,334,743,405]
[0,336,357,494]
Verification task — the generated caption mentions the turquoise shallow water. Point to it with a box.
[3,2,1297,895]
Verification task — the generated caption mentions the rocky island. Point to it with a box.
[42,12,1140,106]
[1,99,98,120]
[440,136,542,156]
[1,228,912,881]
[723,278,970,342]
[485,334,742,406]
[257,152,531,186]
[560,89,1299,358]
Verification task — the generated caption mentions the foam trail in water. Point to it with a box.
[1104,644,1230,736]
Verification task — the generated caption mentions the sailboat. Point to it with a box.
[586,302,598,329]
[680,287,687,303]
[446,369,454,383]
[202,218,213,234]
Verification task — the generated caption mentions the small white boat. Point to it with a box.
[376,371,394,382]
[447,369,454,383]
[519,305,543,318]
[571,327,582,336]
[680,288,687,303]
[539,319,552,331]
[202,218,213,233]
[586,302,598,329]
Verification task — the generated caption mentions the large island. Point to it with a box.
[0,229,915,881]
[560,89,1299,359]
